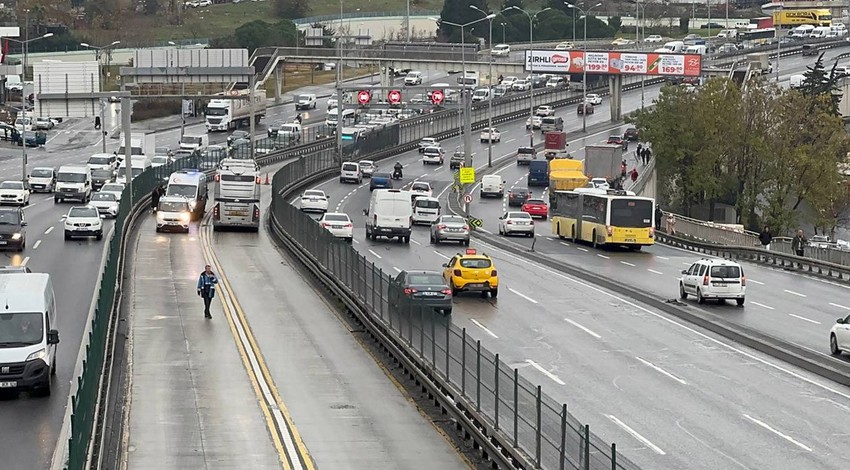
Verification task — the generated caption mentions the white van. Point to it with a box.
[810,26,831,38]
[831,24,848,37]
[339,161,363,184]
[430,82,458,102]
[326,107,356,127]
[662,41,685,53]
[0,273,60,396]
[480,174,505,198]
[789,74,805,89]
[457,71,479,90]
[179,134,208,151]
[471,88,491,103]
[116,156,152,185]
[412,197,441,225]
[87,153,118,172]
[166,170,208,220]
[685,45,707,55]
[365,189,413,243]
[55,165,92,203]
[791,25,815,38]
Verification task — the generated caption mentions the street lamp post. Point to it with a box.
[501,22,506,44]
[775,6,782,81]
[568,3,602,133]
[508,5,551,147]
[81,40,120,153]
[471,5,497,167]
[628,0,648,108]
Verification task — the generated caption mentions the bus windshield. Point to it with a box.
[609,199,653,228]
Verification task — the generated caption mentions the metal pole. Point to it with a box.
[639,2,645,109]
[528,12,535,147]
[122,97,133,197]
[487,17,493,167]
[583,424,590,470]
[513,368,519,447]
[611,443,617,470]
[536,385,542,467]
[445,322,449,379]
[582,12,587,132]
[475,339,481,412]
[21,12,28,181]
[560,404,567,470]
[461,328,466,396]
[406,0,411,42]
[494,353,500,431]
[335,38,342,164]
[249,75,256,157]
[96,49,107,153]
[573,8,576,44]
[776,7,782,81]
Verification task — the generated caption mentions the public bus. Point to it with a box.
[738,28,777,45]
[550,187,655,250]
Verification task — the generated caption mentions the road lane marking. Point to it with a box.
[392,266,401,273]
[525,360,565,385]
[606,415,666,455]
[597,254,610,259]
[789,314,820,325]
[508,287,538,304]
[742,414,812,452]
[563,317,601,339]
[470,319,499,339]
[33,240,41,250]
[830,302,850,311]
[352,238,359,244]
[433,250,450,259]
[560,241,570,247]
[682,262,691,266]
[784,289,806,298]
[368,249,382,259]
[620,261,636,267]
[505,137,516,143]
[751,301,774,310]
[21,256,30,266]
[647,269,663,275]
[655,256,669,260]
[410,238,422,245]
[576,247,588,252]
[747,279,764,285]
[635,357,687,385]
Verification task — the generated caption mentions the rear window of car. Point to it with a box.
[324,214,349,222]
[518,147,534,154]
[342,163,358,171]
[372,173,391,180]
[415,199,439,209]
[408,274,445,285]
[460,258,492,269]
[710,265,741,278]
[412,183,429,191]
[543,117,558,123]
[525,199,545,205]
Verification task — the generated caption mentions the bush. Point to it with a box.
[131,99,182,122]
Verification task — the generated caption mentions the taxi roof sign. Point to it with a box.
[465,248,477,255]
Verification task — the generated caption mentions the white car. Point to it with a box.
[34,117,55,130]
[491,44,511,56]
[585,93,603,105]
[359,160,377,177]
[64,205,103,241]
[99,183,126,201]
[404,71,423,86]
[830,313,850,356]
[419,137,439,153]
[526,116,542,130]
[554,42,575,50]
[546,77,566,88]
[512,79,531,92]
[14,117,32,132]
[501,76,518,88]
[589,177,609,190]
[89,192,119,218]
[498,211,535,237]
[155,196,191,233]
[422,146,444,165]
[151,155,174,168]
[328,93,339,109]
[198,0,211,6]
[535,105,554,117]
[300,189,329,213]
[645,35,664,43]
[679,258,746,306]
[409,181,433,199]
[479,127,501,143]
[318,212,353,242]
[0,180,30,206]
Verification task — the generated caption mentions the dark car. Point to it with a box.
[624,127,639,141]
[577,103,594,115]
[508,187,531,207]
[15,130,46,147]
[700,22,723,29]
[389,270,452,315]
[91,169,115,191]
[369,172,393,191]
[802,44,818,56]
[450,151,466,169]
[0,207,26,252]
[227,130,250,147]
[607,135,628,150]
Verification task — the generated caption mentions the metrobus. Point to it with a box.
[550,188,655,250]
[738,28,777,45]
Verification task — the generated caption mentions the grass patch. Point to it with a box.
[268,65,374,96]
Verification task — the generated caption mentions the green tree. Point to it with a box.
[273,0,311,20]
[438,0,489,42]
[800,53,843,115]
[143,0,160,16]
[679,16,689,34]
[608,16,621,32]
[212,20,298,54]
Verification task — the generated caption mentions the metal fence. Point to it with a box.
[269,153,641,470]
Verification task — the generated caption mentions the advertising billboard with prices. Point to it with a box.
[525,50,702,77]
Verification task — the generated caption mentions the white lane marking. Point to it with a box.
[606,415,666,455]
[560,241,570,247]
[656,256,669,260]
[410,238,422,245]
[392,266,401,273]
[751,301,774,310]
[546,237,555,241]
[45,226,54,235]
[563,317,601,339]
[33,240,41,250]
[576,247,588,252]
[620,261,636,267]
[784,289,806,298]
[742,414,812,452]
[433,250,450,260]
[830,302,850,311]
[508,287,538,304]
[748,279,764,285]
[352,238,359,244]
[682,262,691,266]
[597,254,610,259]
[470,319,499,339]
[368,249,382,259]
[505,138,516,143]
[635,357,687,385]
[789,314,821,325]
[525,360,565,385]
[478,228,491,234]
[647,269,664,275]
[21,256,30,266]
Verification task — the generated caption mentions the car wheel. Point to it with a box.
[96,233,103,241]
[403,236,410,244]
[679,283,687,300]
[736,298,745,307]
[347,237,353,243]
[443,307,452,316]
[527,232,534,238]
[831,334,842,355]
[430,233,436,244]
[64,231,71,240]
[54,197,60,203]
[490,288,498,298]
[697,289,705,304]
[463,238,470,246]
[156,227,161,233]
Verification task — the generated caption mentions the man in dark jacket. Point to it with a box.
[197,264,219,319]
[655,205,663,231]
[791,229,807,267]
[758,226,773,250]
[151,185,163,212]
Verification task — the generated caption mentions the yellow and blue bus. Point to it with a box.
[550,187,655,250]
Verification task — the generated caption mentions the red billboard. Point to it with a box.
[525,50,702,77]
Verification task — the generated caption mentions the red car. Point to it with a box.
[521,198,549,219]
[577,103,594,115]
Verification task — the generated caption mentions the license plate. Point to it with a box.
[0,381,16,388]
[226,211,247,217]
[332,225,343,229]
[422,291,440,296]
[625,238,636,242]
[76,227,88,231]
[0,241,6,245]
[466,283,483,288]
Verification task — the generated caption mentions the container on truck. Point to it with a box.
[212,158,261,232]
[544,131,568,160]
[772,9,831,27]
[549,159,587,191]
[205,89,267,132]
[584,144,621,181]
[116,132,156,162]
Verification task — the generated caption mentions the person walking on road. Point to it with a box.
[655,205,663,231]
[759,226,773,250]
[151,185,163,212]
[197,264,219,319]
[666,213,676,235]
[792,229,807,267]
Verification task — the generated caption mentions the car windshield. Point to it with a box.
[0,210,21,224]
[526,199,545,205]
[91,193,116,201]
[92,170,113,178]
[441,216,465,224]
[298,95,312,101]
[323,214,349,222]
[88,156,110,165]
[180,137,200,145]
[151,157,168,164]
[408,273,445,285]
[31,169,52,178]
[159,201,189,212]
[69,207,98,218]
[231,131,248,139]
[359,162,374,169]
[460,258,492,269]
[372,173,390,180]
[57,172,87,183]
[342,164,358,171]
[425,148,440,154]
[710,265,741,278]
[512,188,529,194]
[0,312,44,347]
[518,147,534,154]
[167,184,196,198]
[102,184,123,193]
[0,181,23,190]
[412,183,429,191]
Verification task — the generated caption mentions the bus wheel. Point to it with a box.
[557,222,565,240]
[570,226,576,243]
[592,230,598,249]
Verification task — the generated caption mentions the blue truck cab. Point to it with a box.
[527,160,549,186]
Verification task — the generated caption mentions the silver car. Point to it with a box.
[430,215,470,245]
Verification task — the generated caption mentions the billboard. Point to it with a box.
[525,50,702,77]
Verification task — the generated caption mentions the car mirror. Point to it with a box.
[838,318,846,324]
[681,270,688,274]
[47,329,60,345]
[20,221,27,226]
[441,263,448,268]
[498,217,503,220]
[363,209,369,216]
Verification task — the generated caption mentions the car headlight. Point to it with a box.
[188,201,197,210]
[156,212,166,221]
[11,233,22,240]
[179,212,190,222]
[26,348,47,362]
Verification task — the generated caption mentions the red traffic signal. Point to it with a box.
[356,90,371,105]
[430,89,445,104]
[387,89,402,104]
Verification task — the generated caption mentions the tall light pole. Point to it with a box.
[471,6,497,167]
[9,11,53,181]
[508,5,551,147]
[501,22,506,43]
[81,40,120,153]
[775,6,782,82]
[405,0,411,42]
[568,2,602,133]
[628,0,647,108]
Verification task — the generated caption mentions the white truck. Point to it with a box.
[179,134,209,151]
[204,89,268,132]
[212,158,261,232]
[116,132,156,164]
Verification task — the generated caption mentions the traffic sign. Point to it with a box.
[430,89,445,104]
[459,167,475,184]
[468,217,483,228]
[387,89,402,104]
[463,193,473,204]
[357,90,371,105]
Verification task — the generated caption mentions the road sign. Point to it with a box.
[459,167,475,184]
[463,193,473,204]
[387,89,402,104]
[468,217,483,228]
[430,89,445,104]
[357,90,371,105]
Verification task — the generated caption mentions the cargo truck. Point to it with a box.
[205,89,268,132]
[549,159,587,191]
[544,131,569,160]
[584,144,622,181]
[116,132,156,161]
[212,158,261,232]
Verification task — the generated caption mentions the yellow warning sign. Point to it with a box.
[459,167,475,184]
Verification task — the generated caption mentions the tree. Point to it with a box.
[212,19,298,54]
[438,0,488,42]
[608,16,621,32]
[143,0,160,16]
[800,53,843,115]
[273,0,310,20]
[679,17,689,34]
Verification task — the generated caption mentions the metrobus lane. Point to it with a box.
[340,215,850,469]
[206,164,473,469]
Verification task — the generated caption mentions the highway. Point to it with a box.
[293,50,850,468]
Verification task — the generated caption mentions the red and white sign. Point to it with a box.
[357,90,371,105]
[387,89,402,104]
[524,50,702,77]
[430,89,445,104]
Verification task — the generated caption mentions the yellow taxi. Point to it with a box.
[442,248,499,298]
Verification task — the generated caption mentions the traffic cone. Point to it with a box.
[264,173,270,185]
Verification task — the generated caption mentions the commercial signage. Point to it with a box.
[524,50,702,77]
[459,167,475,184]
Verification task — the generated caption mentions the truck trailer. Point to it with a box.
[205,89,268,132]
[212,158,261,231]
[584,144,622,181]
[549,159,587,191]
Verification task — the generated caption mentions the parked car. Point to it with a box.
[34,117,55,130]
